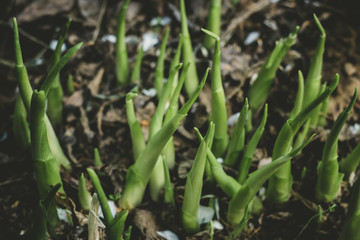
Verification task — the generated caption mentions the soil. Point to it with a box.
[1,0,360,239]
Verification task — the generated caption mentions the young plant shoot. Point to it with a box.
[13,17,82,171]
[266,75,339,204]
[87,168,129,240]
[339,142,360,180]
[163,157,175,205]
[30,90,65,234]
[47,19,71,127]
[180,0,199,96]
[78,173,91,211]
[154,27,170,98]
[126,92,146,161]
[316,88,357,202]
[224,98,249,167]
[13,96,30,150]
[237,104,268,184]
[202,28,229,157]
[130,45,144,84]
[203,0,221,50]
[248,26,299,114]
[162,61,191,169]
[116,0,131,85]
[182,123,214,233]
[118,68,209,210]
[168,35,183,96]
[148,63,183,201]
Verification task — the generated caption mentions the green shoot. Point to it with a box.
[316,88,357,202]
[224,98,249,166]
[180,0,199,96]
[126,93,146,160]
[266,75,339,203]
[94,148,103,167]
[302,14,326,110]
[130,45,144,84]
[289,70,304,119]
[47,18,71,127]
[67,74,75,94]
[203,0,221,50]
[154,27,170,98]
[116,0,131,85]
[202,28,229,157]
[182,125,214,233]
[118,68,209,210]
[169,35,183,96]
[237,104,267,184]
[78,173,91,211]
[248,26,299,114]
[340,142,360,180]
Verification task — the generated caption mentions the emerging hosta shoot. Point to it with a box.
[130,45,144,84]
[13,17,82,171]
[339,176,360,240]
[116,0,131,85]
[248,26,299,114]
[47,19,71,127]
[30,90,65,234]
[78,173,91,211]
[180,0,199,96]
[202,28,229,157]
[182,124,214,233]
[203,0,221,50]
[266,75,339,203]
[87,168,129,240]
[316,88,357,202]
[154,27,170,98]
[13,96,30,150]
[339,142,360,180]
[118,68,209,210]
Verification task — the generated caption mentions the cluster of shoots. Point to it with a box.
[12,0,360,239]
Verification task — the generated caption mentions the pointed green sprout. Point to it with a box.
[130,45,144,84]
[266,75,339,203]
[340,142,360,180]
[237,104,267,184]
[78,173,91,211]
[163,157,175,205]
[204,121,216,182]
[13,17,82,171]
[116,0,131,85]
[118,68,209,210]
[67,74,75,94]
[289,70,304,119]
[228,135,314,225]
[316,88,357,202]
[224,98,249,166]
[47,18,71,127]
[302,14,326,110]
[148,63,183,201]
[169,35,183,96]
[126,93,146,160]
[248,26,299,114]
[202,28,229,157]
[180,0,199,96]
[162,61,191,169]
[339,177,360,240]
[94,147,103,167]
[13,96,30,150]
[154,27,170,98]
[182,125,214,233]
[87,168,129,240]
[30,90,65,234]
[31,184,61,240]
[203,0,221,50]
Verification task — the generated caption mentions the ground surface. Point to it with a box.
[1,0,360,239]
